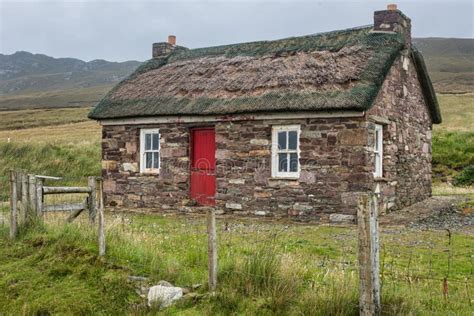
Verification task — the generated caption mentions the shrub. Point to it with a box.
[432,131,474,181]
[453,165,474,186]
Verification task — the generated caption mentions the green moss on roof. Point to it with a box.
[88,26,439,124]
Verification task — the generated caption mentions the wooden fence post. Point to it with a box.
[97,178,106,256]
[28,174,37,221]
[88,176,97,223]
[357,193,381,316]
[9,170,18,239]
[207,208,217,292]
[36,178,44,219]
[21,172,28,222]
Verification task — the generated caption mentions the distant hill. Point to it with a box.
[0,51,141,110]
[0,51,141,95]
[0,38,472,110]
[413,38,474,93]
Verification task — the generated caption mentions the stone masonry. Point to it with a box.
[101,56,433,221]
[367,54,433,212]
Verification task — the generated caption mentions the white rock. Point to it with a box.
[122,162,138,172]
[157,280,173,287]
[255,211,267,216]
[293,204,312,212]
[215,209,225,215]
[147,285,183,308]
[225,203,242,210]
[329,213,355,223]
[250,139,269,145]
[229,179,245,184]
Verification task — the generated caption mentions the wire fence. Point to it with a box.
[1,174,473,313]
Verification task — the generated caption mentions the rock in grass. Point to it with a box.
[147,285,183,308]
[157,280,173,287]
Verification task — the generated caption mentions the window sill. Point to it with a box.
[269,176,300,181]
[140,171,160,176]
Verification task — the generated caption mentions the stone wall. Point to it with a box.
[102,124,192,209]
[101,116,371,221]
[214,118,370,221]
[367,54,433,212]
[100,54,433,219]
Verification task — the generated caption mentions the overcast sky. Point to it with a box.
[1,0,473,62]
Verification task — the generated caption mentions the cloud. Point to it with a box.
[1,0,472,61]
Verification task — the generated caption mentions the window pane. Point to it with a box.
[375,153,380,176]
[288,131,297,150]
[145,134,151,150]
[375,131,380,151]
[153,152,159,169]
[152,133,159,150]
[145,152,152,168]
[289,153,298,172]
[278,131,287,150]
[278,153,288,172]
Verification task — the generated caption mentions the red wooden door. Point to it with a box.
[190,128,216,205]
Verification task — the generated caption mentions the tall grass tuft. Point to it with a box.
[217,238,302,314]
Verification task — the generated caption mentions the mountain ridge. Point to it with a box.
[0,51,141,96]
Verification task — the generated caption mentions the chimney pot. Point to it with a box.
[168,35,176,46]
[387,4,397,10]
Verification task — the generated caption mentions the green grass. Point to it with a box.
[0,107,92,131]
[428,93,474,183]
[432,131,474,182]
[0,222,142,314]
[0,212,472,315]
[0,85,111,111]
[0,142,100,200]
[435,94,474,133]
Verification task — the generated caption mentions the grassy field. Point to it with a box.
[0,92,472,314]
[435,93,474,133]
[0,85,111,111]
[413,38,474,94]
[0,210,472,315]
[0,107,92,131]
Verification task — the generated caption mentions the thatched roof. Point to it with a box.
[88,26,441,124]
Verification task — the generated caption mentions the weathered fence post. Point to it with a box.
[88,176,97,223]
[28,174,37,221]
[357,192,381,316]
[97,178,106,256]
[9,170,18,239]
[207,208,217,292]
[21,172,28,222]
[36,177,44,219]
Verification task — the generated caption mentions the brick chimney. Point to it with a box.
[374,4,411,49]
[152,35,177,58]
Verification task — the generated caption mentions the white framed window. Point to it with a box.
[140,128,160,173]
[271,125,301,179]
[373,124,383,178]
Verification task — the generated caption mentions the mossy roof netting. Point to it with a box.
[88,26,441,123]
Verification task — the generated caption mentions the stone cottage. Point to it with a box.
[88,5,441,221]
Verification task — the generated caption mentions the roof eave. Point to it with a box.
[411,47,442,124]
